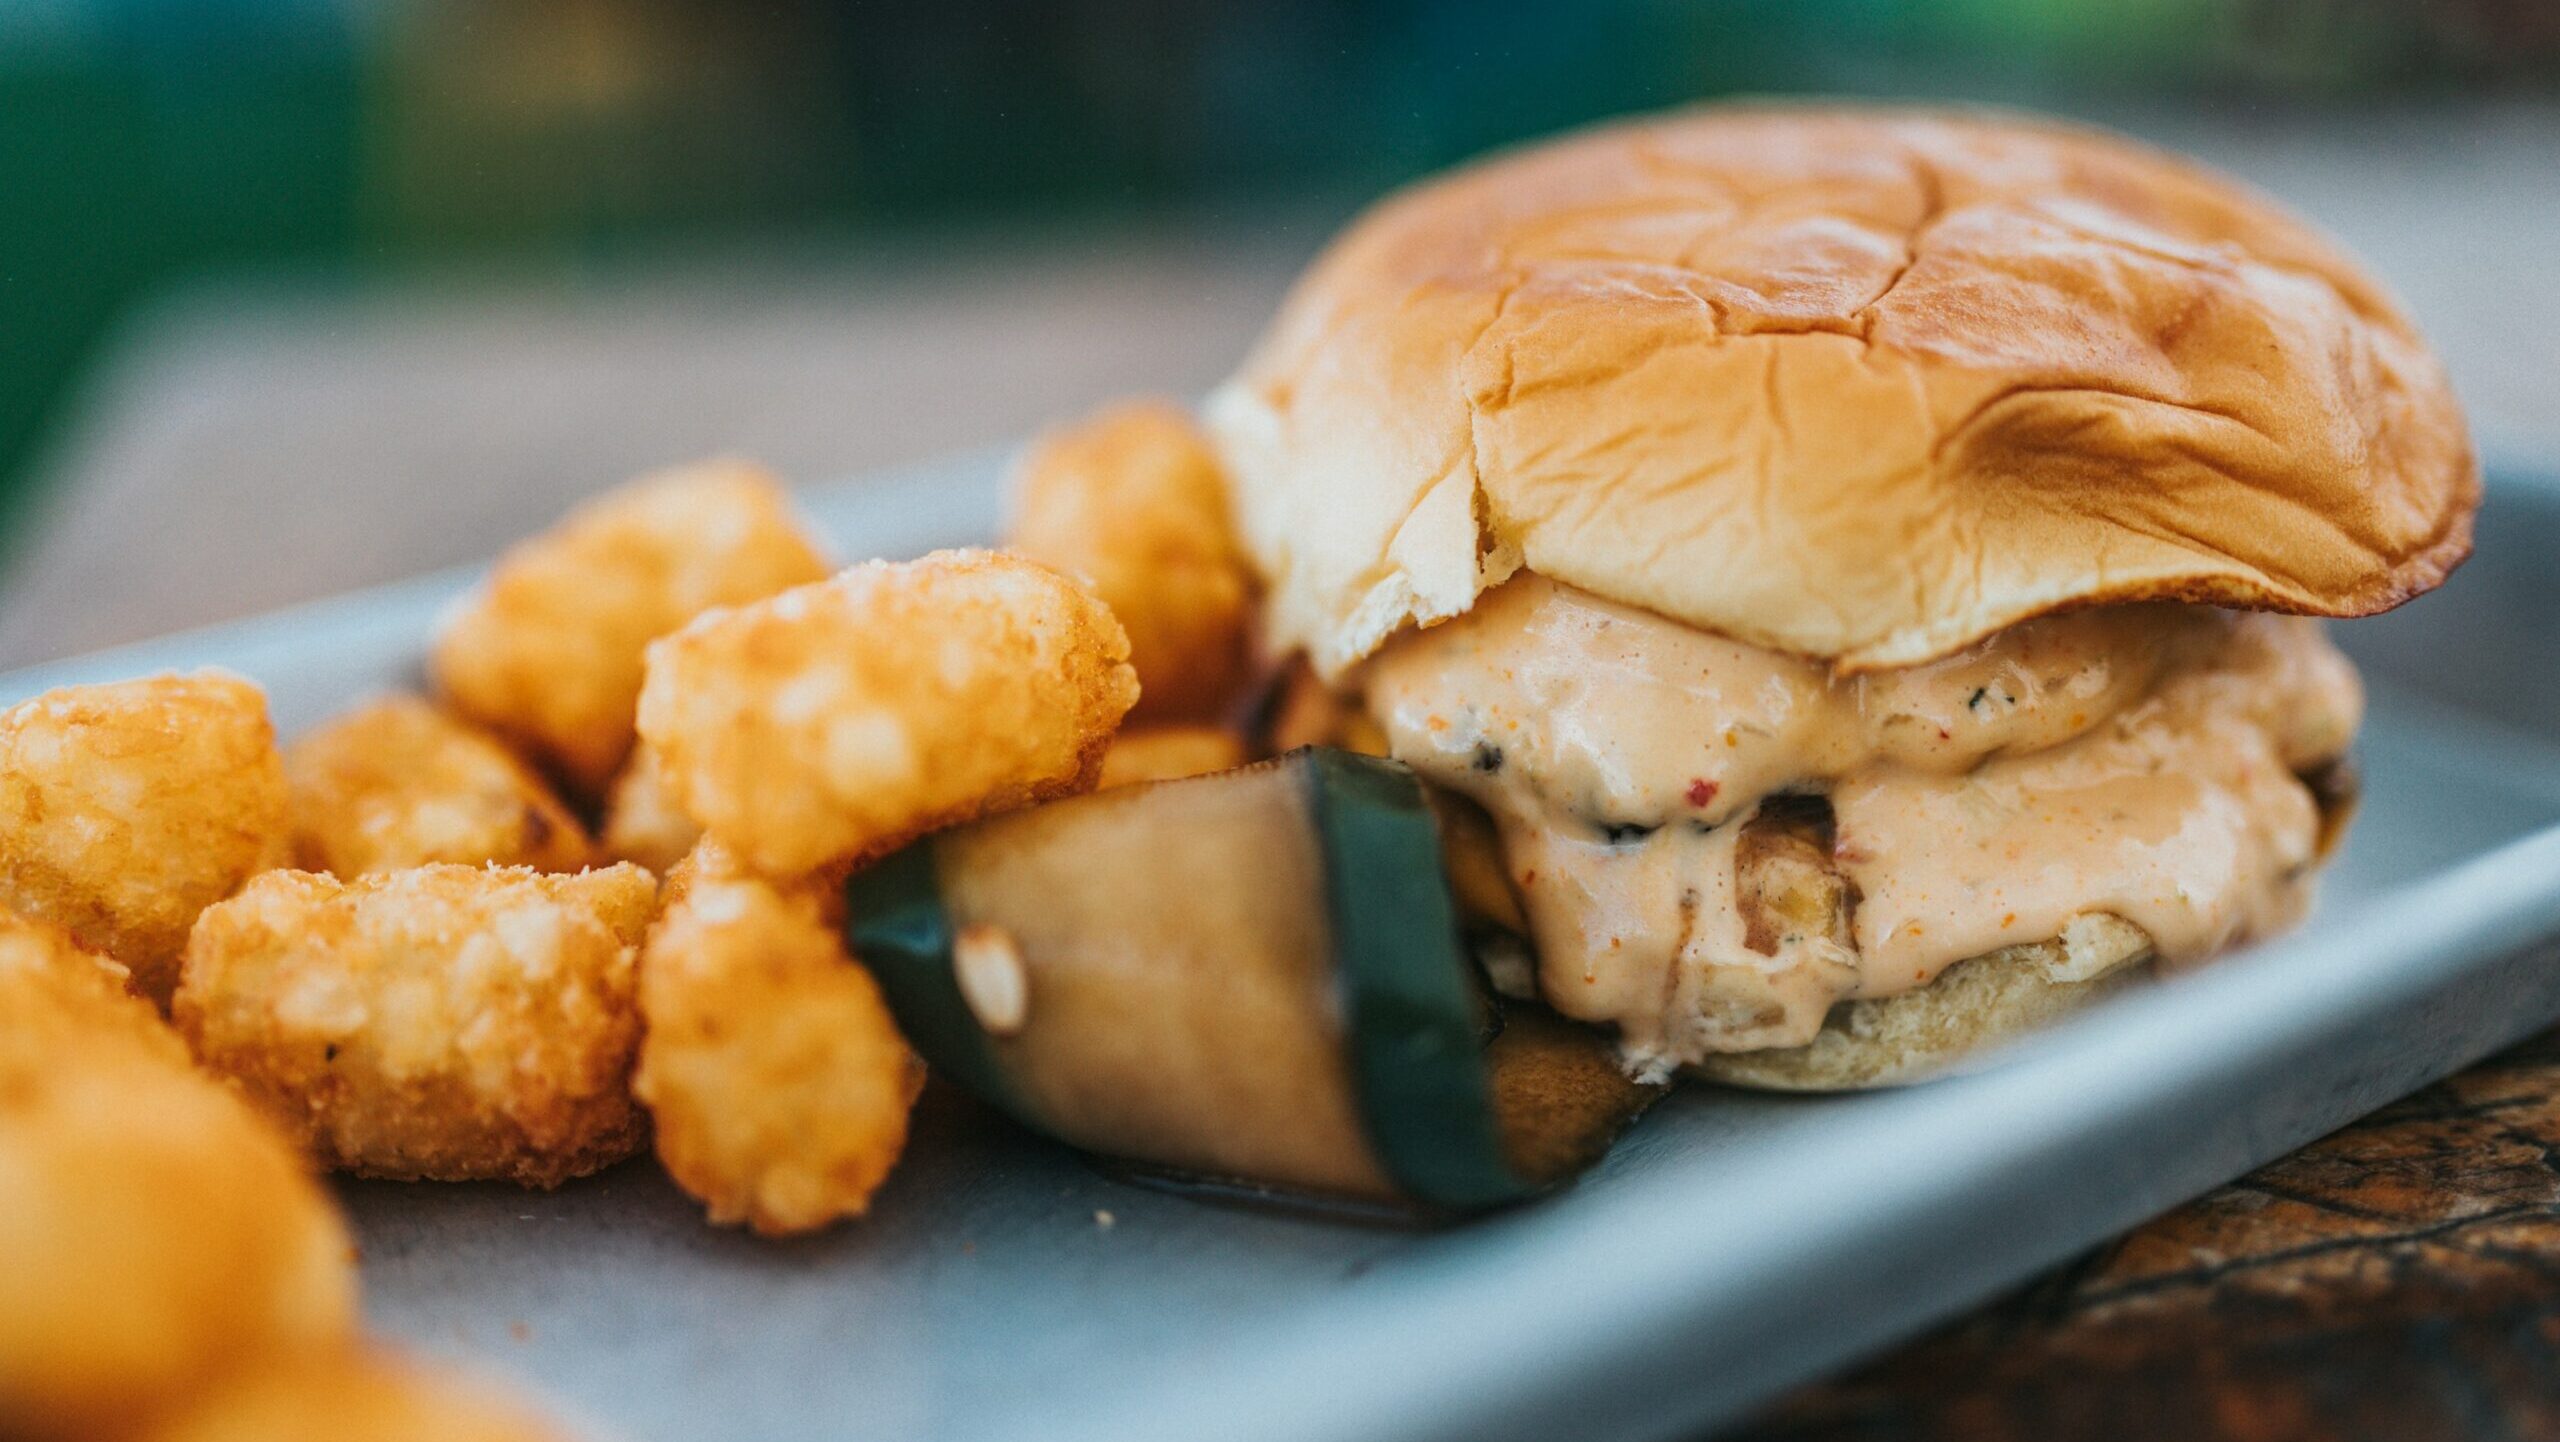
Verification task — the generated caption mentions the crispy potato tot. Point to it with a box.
[1006,400,1254,721]
[174,864,659,1187]
[0,935,357,1442]
[598,743,701,874]
[0,671,289,1003]
[0,904,179,1060]
[1097,724,1247,790]
[287,694,591,876]
[134,1348,578,1442]
[430,460,832,793]
[636,848,922,1236]
[636,548,1140,877]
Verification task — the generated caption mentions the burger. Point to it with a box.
[1206,105,2478,1090]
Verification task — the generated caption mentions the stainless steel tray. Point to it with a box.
[8,455,2558,1442]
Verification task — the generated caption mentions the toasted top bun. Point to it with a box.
[1207,105,2477,678]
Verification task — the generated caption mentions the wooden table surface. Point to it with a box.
[1739,1028,2560,1439]
[4,97,2558,1442]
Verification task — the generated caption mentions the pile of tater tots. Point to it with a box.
[0,400,1264,1440]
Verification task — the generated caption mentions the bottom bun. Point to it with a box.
[1685,914,2156,1092]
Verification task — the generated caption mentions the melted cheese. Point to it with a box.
[1360,575,2362,1076]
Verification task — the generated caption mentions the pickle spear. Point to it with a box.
[846,748,1659,1212]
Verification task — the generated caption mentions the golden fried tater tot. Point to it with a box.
[0,904,179,1061]
[134,1348,579,1442]
[287,694,591,877]
[1097,724,1247,790]
[174,864,659,1188]
[1006,400,1254,722]
[636,548,1140,877]
[636,849,922,1236]
[0,943,356,1442]
[0,671,289,1003]
[597,742,701,874]
[430,460,833,794]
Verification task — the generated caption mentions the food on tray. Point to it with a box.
[2,905,588,1437]
[174,863,659,1187]
[598,741,702,873]
[851,749,1660,1209]
[286,693,591,876]
[431,459,833,794]
[1005,400,1257,722]
[635,845,924,1235]
[1202,106,2477,1088]
[1096,724,1247,790]
[1,907,358,1441]
[131,1348,578,1442]
[634,547,1139,877]
[0,670,290,1004]
[0,96,2497,1438]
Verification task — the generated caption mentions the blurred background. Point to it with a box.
[2,0,2556,665]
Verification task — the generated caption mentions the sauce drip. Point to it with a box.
[1361,575,2361,1076]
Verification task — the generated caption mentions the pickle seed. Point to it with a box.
[954,922,1030,1036]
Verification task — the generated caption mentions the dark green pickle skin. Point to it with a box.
[1301,750,1535,1210]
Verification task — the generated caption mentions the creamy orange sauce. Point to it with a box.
[1360,575,2362,1076]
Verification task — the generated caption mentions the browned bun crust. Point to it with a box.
[1208,104,2478,677]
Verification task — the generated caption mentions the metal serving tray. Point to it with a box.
[7,456,2558,1442]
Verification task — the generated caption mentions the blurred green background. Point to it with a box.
[4,0,2556,537]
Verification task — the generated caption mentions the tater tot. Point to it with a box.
[0,933,357,1442]
[133,1348,579,1442]
[174,864,659,1187]
[429,460,833,794]
[0,904,180,1060]
[0,671,290,1003]
[598,742,702,874]
[1097,724,1247,789]
[1006,400,1255,721]
[287,694,591,876]
[636,848,923,1236]
[635,548,1140,877]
